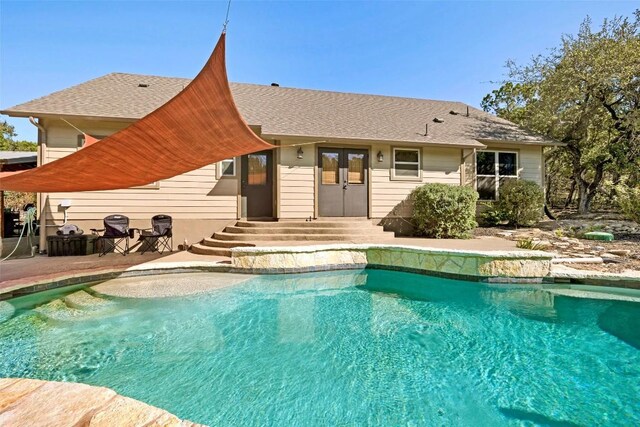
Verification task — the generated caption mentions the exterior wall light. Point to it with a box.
[377,151,384,162]
[297,147,304,159]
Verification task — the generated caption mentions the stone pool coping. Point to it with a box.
[0,378,204,426]
[1,244,638,301]
[230,244,554,280]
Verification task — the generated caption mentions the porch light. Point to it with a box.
[297,147,304,159]
[377,151,384,162]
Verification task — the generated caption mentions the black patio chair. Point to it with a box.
[138,214,173,254]
[91,214,130,256]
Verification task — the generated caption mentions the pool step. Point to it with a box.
[35,299,95,322]
[64,290,115,310]
[0,301,15,324]
[35,291,115,323]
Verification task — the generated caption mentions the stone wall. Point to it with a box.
[231,244,553,280]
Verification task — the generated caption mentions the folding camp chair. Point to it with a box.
[139,214,173,254]
[91,214,130,256]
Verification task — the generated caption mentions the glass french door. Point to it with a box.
[318,148,368,217]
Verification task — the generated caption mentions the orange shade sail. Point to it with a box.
[82,133,100,147]
[0,33,273,192]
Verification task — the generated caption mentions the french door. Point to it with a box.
[318,148,368,217]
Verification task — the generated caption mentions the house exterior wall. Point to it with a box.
[36,118,546,243]
[370,144,462,219]
[278,144,315,219]
[40,118,239,244]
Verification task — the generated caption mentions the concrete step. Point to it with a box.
[190,243,232,257]
[64,290,114,310]
[213,232,378,242]
[201,238,256,248]
[235,220,376,229]
[224,226,386,235]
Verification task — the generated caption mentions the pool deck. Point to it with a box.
[0,378,204,426]
[0,236,638,299]
[0,237,515,291]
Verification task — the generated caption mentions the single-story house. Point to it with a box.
[1,73,558,247]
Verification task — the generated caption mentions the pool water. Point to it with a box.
[1,270,639,426]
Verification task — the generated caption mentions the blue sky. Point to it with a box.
[1,0,637,141]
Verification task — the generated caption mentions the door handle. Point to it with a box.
[343,180,348,190]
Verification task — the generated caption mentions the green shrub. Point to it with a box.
[619,187,640,224]
[411,183,478,238]
[495,180,544,227]
[516,238,546,250]
[479,202,508,226]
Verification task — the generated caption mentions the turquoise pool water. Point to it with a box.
[1,270,639,426]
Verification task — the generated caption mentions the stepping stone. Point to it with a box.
[583,231,614,241]
[63,290,114,310]
[608,249,631,257]
[0,301,15,324]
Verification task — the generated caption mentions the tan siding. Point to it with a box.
[371,144,461,218]
[42,119,238,227]
[279,145,315,218]
[518,146,543,184]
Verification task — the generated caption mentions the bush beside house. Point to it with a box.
[494,180,544,227]
[411,183,478,238]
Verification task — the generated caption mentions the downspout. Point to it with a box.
[472,148,477,190]
[29,116,47,254]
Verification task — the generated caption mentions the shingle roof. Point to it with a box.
[1,72,554,148]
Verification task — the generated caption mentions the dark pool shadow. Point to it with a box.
[598,302,640,350]
[499,407,583,427]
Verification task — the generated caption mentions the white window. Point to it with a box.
[476,150,518,200]
[218,158,236,178]
[392,148,421,180]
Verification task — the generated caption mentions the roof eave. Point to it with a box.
[262,133,486,149]
[477,138,564,147]
[0,110,138,123]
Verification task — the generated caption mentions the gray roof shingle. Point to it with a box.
[1,72,554,148]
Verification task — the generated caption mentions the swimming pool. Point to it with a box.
[1,270,638,426]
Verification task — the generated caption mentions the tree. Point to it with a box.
[482,10,640,213]
[0,121,37,151]
[1,121,37,212]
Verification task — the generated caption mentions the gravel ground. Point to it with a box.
[474,218,640,274]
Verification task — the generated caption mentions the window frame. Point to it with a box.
[217,157,237,179]
[391,147,422,181]
[476,149,519,200]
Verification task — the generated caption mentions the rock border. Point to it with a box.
[230,244,553,280]
[0,378,204,426]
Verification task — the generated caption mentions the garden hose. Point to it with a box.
[1,207,37,261]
